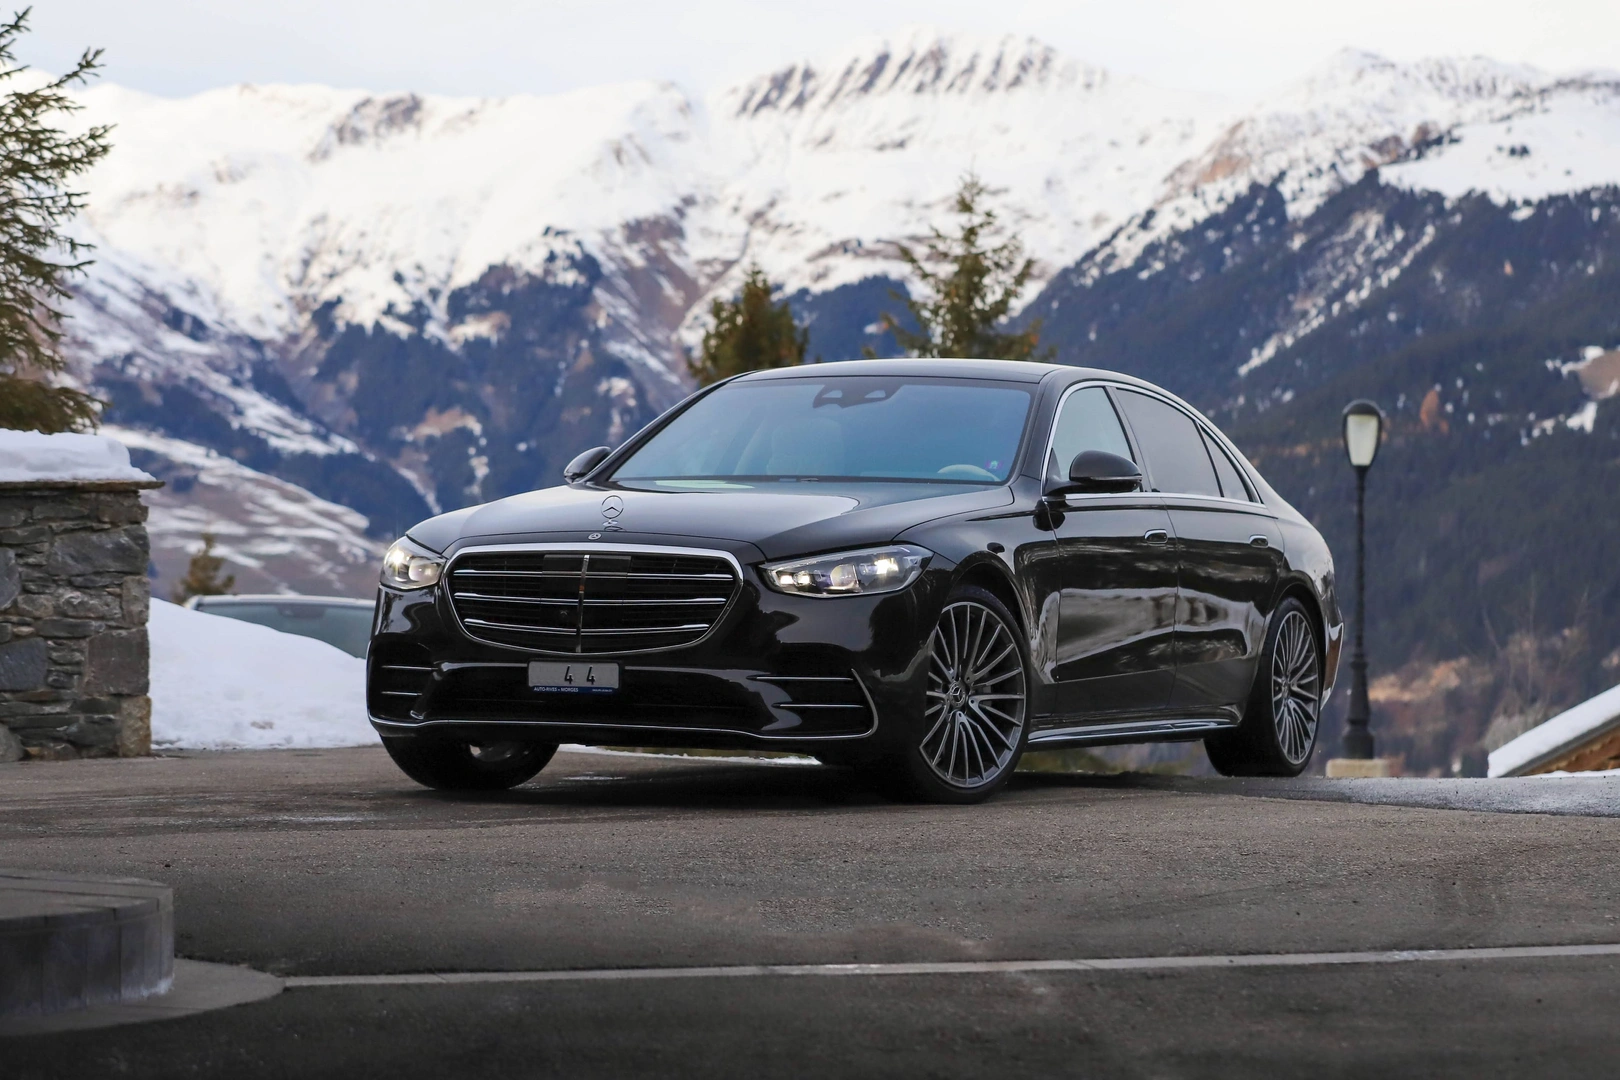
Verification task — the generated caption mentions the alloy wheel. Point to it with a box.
[922,601,1027,789]
[1270,610,1320,765]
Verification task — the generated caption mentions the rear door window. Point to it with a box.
[1114,390,1221,498]
[1203,431,1254,501]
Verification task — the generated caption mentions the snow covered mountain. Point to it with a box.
[54,31,1620,582]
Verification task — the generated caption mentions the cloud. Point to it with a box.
[24,0,1620,100]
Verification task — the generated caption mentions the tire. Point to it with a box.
[890,584,1031,804]
[1204,597,1322,777]
[382,736,557,791]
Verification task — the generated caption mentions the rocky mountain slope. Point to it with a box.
[48,28,1620,770]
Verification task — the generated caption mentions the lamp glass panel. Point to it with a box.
[1345,413,1380,467]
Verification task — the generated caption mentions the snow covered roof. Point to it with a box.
[0,429,160,487]
[1489,683,1620,777]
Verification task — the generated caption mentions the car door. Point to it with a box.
[1112,390,1283,714]
[1030,385,1178,719]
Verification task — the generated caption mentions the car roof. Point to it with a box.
[191,595,372,606]
[734,358,1194,406]
[735,358,1079,384]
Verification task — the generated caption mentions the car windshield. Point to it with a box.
[611,377,1033,486]
[196,601,373,658]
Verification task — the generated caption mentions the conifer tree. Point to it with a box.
[0,9,111,433]
[687,266,809,387]
[878,174,1050,361]
[171,533,235,603]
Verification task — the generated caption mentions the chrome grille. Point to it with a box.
[448,549,738,654]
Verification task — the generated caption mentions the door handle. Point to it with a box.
[1144,529,1170,545]
[1249,535,1270,548]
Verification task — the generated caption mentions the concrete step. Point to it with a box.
[0,869,173,1019]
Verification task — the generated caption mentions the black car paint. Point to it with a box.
[370,359,1342,756]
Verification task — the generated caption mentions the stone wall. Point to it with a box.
[0,481,159,761]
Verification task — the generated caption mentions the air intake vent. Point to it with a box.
[449,549,739,654]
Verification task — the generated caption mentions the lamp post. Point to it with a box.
[1340,399,1384,760]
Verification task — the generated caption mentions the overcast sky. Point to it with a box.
[24,0,1620,101]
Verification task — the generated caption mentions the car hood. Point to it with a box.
[408,482,1015,561]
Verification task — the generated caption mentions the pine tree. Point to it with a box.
[687,266,809,387]
[0,9,111,433]
[171,533,236,603]
[878,174,1050,361]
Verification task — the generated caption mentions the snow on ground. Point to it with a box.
[0,429,155,485]
[149,599,374,750]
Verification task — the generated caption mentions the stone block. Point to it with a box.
[0,638,48,691]
[10,594,52,620]
[1,704,70,723]
[0,548,18,610]
[57,590,122,621]
[28,500,89,522]
[93,494,148,526]
[0,526,50,546]
[0,504,27,528]
[38,618,97,639]
[46,527,148,577]
[117,696,151,757]
[84,629,149,696]
[121,576,150,627]
[67,574,130,591]
[0,722,22,762]
[23,740,78,761]
[57,714,118,754]
[1325,757,1395,778]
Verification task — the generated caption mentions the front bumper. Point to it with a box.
[367,538,949,752]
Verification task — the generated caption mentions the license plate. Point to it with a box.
[528,661,619,695]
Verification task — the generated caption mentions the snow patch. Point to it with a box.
[1384,91,1620,204]
[149,599,374,749]
[0,429,155,485]
[1489,681,1620,777]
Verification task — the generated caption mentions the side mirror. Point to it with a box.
[1045,450,1143,498]
[563,445,611,483]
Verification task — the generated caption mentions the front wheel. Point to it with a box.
[891,585,1030,804]
[1205,598,1322,777]
[383,737,557,791]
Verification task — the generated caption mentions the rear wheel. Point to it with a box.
[383,737,557,791]
[1205,598,1321,777]
[891,586,1030,803]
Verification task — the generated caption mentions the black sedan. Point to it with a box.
[368,359,1341,803]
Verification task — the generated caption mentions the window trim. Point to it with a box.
[1106,385,1265,507]
[1041,380,1140,487]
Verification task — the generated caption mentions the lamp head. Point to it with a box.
[1342,399,1384,469]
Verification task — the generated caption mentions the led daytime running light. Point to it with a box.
[762,545,931,598]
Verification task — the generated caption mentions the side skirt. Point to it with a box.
[1027,716,1239,749]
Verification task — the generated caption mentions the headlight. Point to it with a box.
[380,536,445,590]
[762,545,931,598]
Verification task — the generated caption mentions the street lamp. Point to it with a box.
[1340,399,1384,759]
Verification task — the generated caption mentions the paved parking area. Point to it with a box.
[2,747,1618,1077]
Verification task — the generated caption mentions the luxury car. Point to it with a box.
[186,594,374,658]
[367,359,1341,802]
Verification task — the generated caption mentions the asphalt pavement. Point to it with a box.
[2,746,1618,1078]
